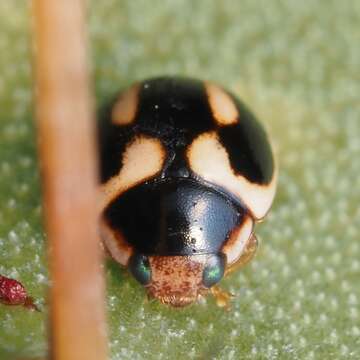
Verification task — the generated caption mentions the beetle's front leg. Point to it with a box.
[210,285,234,310]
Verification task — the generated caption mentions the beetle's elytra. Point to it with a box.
[99,76,277,307]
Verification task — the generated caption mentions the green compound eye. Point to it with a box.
[128,254,151,285]
[202,253,226,288]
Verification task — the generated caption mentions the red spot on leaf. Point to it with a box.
[0,274,39,311]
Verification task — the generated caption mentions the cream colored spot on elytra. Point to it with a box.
[205,82,238,126]
[111,83,140,126]
[187,132,277,220]
[101,135,165,211]
[222,216,254,264]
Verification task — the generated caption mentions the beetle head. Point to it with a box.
[128,253,226,307]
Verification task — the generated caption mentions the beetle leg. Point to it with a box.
[225,233,258,275]
[210,285,233,309]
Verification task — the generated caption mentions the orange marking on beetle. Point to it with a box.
[111,83,140,126]
[100,135,166,212]
[186,131,277,220]
[100,218,133,266]
[222,215,254,265]
[205,82,238,126]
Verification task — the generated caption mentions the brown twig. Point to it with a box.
[32,1,107,359]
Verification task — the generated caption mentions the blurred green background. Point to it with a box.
[0,1,359,359]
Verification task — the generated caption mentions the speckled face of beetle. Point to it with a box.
[99,76,277,307]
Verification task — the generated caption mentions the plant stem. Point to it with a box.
[32,1,107,359]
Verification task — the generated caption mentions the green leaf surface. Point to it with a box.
[1,1,359,359]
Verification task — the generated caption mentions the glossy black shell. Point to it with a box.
[104,177,244,255]
[99,77,274,256]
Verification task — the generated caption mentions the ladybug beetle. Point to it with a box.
[99,76,277,307]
